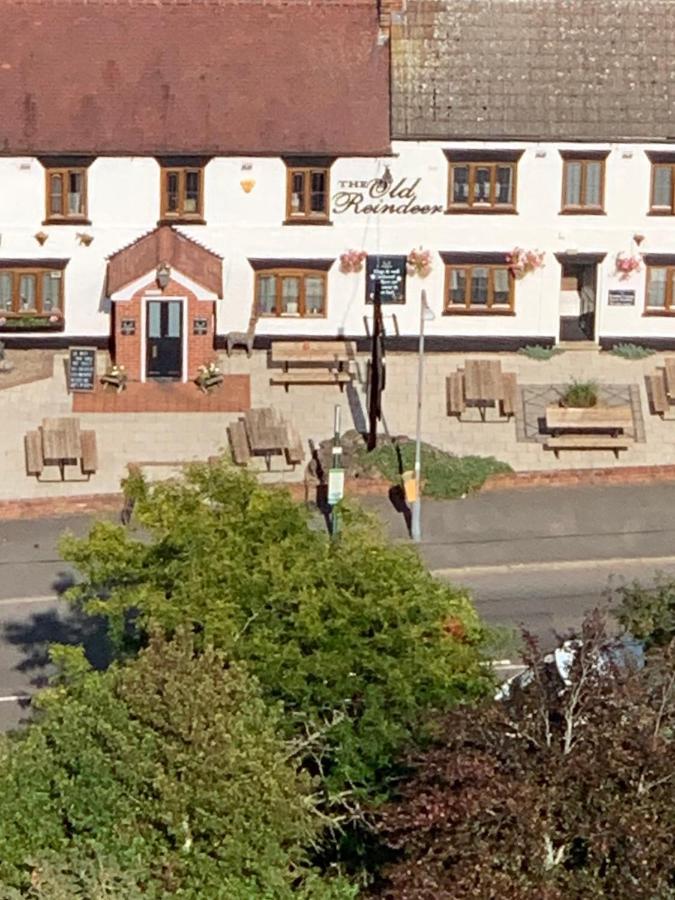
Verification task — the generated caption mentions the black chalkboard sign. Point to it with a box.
[366,255,407,304]
[68,346,97,392]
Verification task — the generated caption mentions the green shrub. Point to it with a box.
[518,344,565,361]
[610,342,656,360]
[561,378,599,408]
[356,441,512,499]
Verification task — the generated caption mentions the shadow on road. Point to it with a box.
[2,605,112,690]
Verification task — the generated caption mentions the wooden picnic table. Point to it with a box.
[271,340,355,368]
[545,405,632,435]
[41,417,81,479]
[463,359,504,404]
[243,407,289,468]
[664,357,675,399]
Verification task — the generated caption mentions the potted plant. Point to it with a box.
[407,247,433,278]
[101,363,127,393]
[195,361,224,393]
[560,378,599,408]
[339,250,367,274]
[506,247,545,279]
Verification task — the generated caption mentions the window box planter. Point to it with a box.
[0,315,64,332]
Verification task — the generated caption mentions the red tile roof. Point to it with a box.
[0,0,389,156]
[107,226,223,296]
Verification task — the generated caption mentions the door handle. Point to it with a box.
[151,345,158,359]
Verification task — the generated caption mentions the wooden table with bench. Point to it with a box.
[270,340,355,391]
[24,417,98,480]
[544,405,633,457]
[227,407,304,471]
[646,358,675,418]
[446,359,518,421]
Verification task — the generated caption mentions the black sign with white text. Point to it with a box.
[366,255,407,304]
[68,347,96,392]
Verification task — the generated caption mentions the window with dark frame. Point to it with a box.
[44,167,88,222]
[447,162,516,211]
[561,157,605,212]
[255,269,326,317]
[0,268,63,316]
[650,162,675,213]
[645,265,675,313]
[444,263,513,313]
[285,164,331,222]
[160,166,204,221]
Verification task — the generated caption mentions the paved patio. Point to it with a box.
[2,346,675,501]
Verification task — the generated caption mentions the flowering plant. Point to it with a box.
[339,250,367,274]
[106,363,126,380]
[0,317,6,326]
[506,248,545,279]
[407,247,433,278]
[196,361,222,381]
[48,312,62,323]
[615,252,642,280]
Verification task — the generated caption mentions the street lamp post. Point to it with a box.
[411,289,435,543]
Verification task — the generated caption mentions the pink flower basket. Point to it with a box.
[506,247,545,279]
[615,252,642,280]
[339,250,367,274]
[407,248,433,278]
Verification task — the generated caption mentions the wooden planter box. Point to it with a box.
[197,374,224,394]
[100,374,127,393]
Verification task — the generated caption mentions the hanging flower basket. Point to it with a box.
[407,247,433,278]
[506,248,545,279]
[339,250,367,274]
[615,252,642,281]
[195,361,224,393]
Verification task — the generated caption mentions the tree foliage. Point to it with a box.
[369,614,675,899]
[613,573,675,647]
[61,461,490,799]
[0,631,353,899]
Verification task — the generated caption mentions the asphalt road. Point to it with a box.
[2,482,675,729]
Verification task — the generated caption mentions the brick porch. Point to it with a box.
[72,376,250,413]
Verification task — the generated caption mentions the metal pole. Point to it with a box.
[330,404,342,538]
[367,280,382,451]
[411,290,427,543]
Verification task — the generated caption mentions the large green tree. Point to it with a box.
[0,631,353,899]
[61,461,490,800]
[369,615,675,899]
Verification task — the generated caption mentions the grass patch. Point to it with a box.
[518,344,565,361]
[355,440,513,499]
[610,342,656,360]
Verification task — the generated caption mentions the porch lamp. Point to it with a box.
[156,262,171,291]
[411,289,435,543]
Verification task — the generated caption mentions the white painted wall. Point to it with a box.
[0,143,674,341]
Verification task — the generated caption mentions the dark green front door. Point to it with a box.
[146,300,182,379]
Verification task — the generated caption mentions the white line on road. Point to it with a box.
[431,554,675,579]
[0,695,31,703]
[0,595,58,607]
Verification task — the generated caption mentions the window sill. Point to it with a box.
[643,309,675,316]
[283,218,333,227]
[42,217,91,226]
[0,316,64,332]
[559,208,606,216]
[444,207,517,215]
[647,209,675,216]
[258,314,327,319]
[443,308,515,316]
[157,217,206,227]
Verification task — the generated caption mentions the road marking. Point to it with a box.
[431,554,675,579]
[0,694,31,703]
[0,595,59,607]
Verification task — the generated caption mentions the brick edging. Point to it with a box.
[482,465,675,491]
[0,493,123,521]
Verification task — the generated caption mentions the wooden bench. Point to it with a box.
[228,421,251,465]
[284,428,305,467]
[500,372,518,419]
[270,369,352,392]
[646,373,669,417]
[80,430,98,477]
[446,372,465,417]
[24,431,43,476]
[545,435,631,459]
[270,340,355,392]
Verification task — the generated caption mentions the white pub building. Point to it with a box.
[1,0,675,383]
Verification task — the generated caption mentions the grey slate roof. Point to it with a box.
[391,0,675,142]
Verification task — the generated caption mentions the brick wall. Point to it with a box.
[113,277,215,381]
